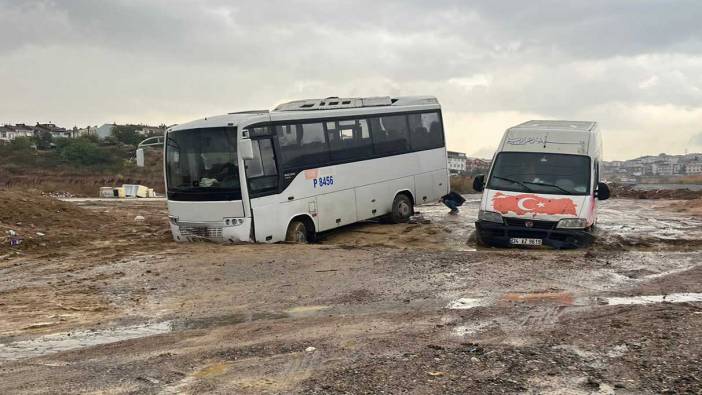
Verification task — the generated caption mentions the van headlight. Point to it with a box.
[556,218,588,229]
[478,210,503,224]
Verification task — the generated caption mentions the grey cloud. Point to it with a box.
[1,0,701,158]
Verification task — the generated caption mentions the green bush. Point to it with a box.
[59,139,113,166]
[7,136,35,151]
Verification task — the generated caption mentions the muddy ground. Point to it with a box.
[1,193,702,394]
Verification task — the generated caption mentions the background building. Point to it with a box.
[447,151,467,175]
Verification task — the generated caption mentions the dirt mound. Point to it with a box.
[0,189,106,253]
[0,189,168,255]
[609,183,702,200]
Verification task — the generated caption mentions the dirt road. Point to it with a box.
[1,194,702,394]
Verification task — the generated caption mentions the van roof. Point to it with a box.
[512,120,597,132]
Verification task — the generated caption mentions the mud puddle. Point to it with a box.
[0,321,173,362]
[446,291,702,312]
[0,307,331,362]
[605,293,702,306]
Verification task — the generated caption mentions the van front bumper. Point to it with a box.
[475,219,594,249]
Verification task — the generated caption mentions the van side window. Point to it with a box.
[276,123,329,169]
[328,119,373,161]
[409,112,444,151]
[370,115,410,155]
[594,160,600,194]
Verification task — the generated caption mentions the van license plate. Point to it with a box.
[510,238,543,246]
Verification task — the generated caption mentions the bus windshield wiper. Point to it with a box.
[522,181,573,195]
[492,176,534,192]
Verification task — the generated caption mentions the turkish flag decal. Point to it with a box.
[492,192,577,216]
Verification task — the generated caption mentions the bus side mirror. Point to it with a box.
[240,139,254,160]
[596,182,610,200]
[473,175,485,192]
[136,148,145,167]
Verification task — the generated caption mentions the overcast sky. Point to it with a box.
[1,0,701,159]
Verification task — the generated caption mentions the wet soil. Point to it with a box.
[1,193,701,393]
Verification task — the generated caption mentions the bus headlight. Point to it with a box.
[556,218,588,229]
[478,210,503,224]
[224,218,245,226]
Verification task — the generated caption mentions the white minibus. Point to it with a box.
[159,96,449,243]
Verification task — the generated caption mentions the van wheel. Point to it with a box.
[285,220,309,243]
[389,194,413,224]
[474,230,484,246]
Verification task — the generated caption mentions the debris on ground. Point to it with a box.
[409,214,431,224]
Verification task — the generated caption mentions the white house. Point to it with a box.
[96,124,116,140]
[686,162,702,175]
[447,151,467,174]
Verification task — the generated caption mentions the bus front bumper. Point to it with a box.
[170,218,253,243]
[475,220,594,249]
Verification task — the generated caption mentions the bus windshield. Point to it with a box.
[487,152,591,195]
[166,127,241,201]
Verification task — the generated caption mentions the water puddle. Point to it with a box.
[0,321,172,362]
[446,297,484,310]
[502,292,574,305]
[451,322,492,338]
[0,307,312,362]
[605,293,702,306]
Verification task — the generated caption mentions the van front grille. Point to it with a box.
[504,218,557,230]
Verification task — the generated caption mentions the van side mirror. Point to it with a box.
[473,175,485,192]
[240,139,254,160]
[136,148,145,167]
[596,182,610,200]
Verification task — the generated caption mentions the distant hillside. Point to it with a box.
[0,136,163,196]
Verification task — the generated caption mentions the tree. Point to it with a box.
[36,130,53,150]
[111,125,142,146]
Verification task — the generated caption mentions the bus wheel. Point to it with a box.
[286,220,309,243]
[390,194,413,224]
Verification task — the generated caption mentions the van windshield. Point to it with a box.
[166,127,241,201]
[487,152,591,195]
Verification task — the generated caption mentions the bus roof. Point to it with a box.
[170,96,440,132]
[273,96,438,112]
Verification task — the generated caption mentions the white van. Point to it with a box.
[472,120,610,249]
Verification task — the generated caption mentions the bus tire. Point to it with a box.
[286,219,311,243]
[389,193,413,224]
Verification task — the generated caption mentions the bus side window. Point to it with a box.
[329,119,373,161]
[409,112,444,151]
[371,115,409,155]
[245,138,279,195]
[276,123,329,169]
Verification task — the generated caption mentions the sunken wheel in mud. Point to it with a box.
[389,194,413,224]
[285,220,309,243]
